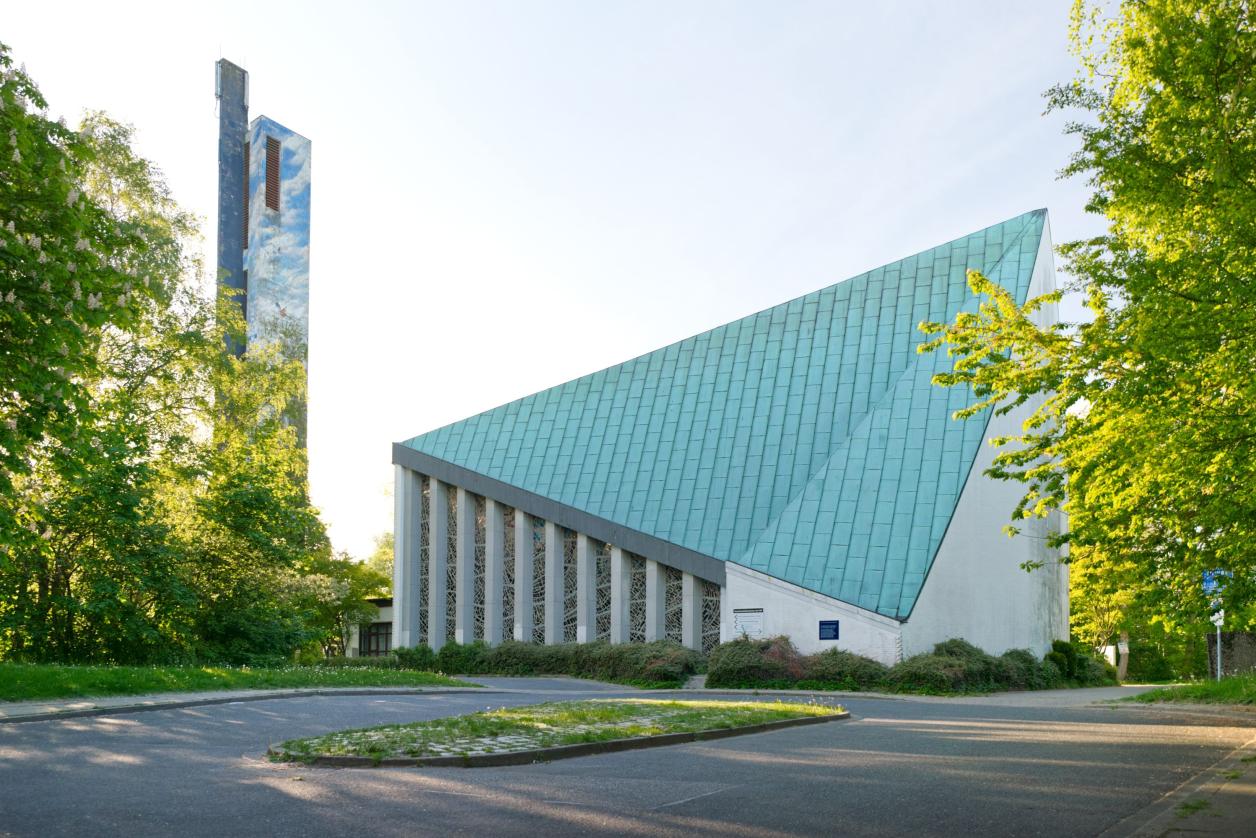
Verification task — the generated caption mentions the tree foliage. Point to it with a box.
[920,0,1255,632]
[0,45,364,665]
[364,532,394,584]
[1,49,173,546]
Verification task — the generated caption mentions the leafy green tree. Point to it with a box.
[920,1,1255,632]
[1,49,177,584]
[291,551,388,658]
[179,330,327,665]
[1,96,202,660]
[0,50,335,664]
[364,532,394,584]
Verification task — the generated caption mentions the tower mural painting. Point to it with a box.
[215,59,311,445]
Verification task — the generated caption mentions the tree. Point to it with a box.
[1,101,203,661]
[0,50,337,664]
[291,551,388,658]
[1,49,174,578]
[920,0,1256,636]
[179,330,328,665]
[364,532,394,584]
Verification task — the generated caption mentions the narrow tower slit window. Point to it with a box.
[241,140,249,245]
[265,135,280,211]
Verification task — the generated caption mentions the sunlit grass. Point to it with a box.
[1128,673,1256,706]
[271,698,844,761]
[0,662,470,702]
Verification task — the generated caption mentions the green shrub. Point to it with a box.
[706,636,805,688]
[1125,643,1175,682]
[595,641,699,684]
[482,640,547,675]
[394,645,438,671]
[1041,657,1066,688]
[884,654,969,693]
[1000,649,1049,690]
[435,641,491,674]
[1074,654,1117,687]
[933,638,987,661]
[1051,640,1079,679]
[802,648,889,690]
[1044,650,1071,679]
[414,639,701,686]
[931,638,1008,691]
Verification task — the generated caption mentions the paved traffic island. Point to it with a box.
[267,698,849,767]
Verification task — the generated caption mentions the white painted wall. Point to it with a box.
[721,563,902,663]
[900,221,1069,658]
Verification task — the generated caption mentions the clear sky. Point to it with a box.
[4,1,1103,559]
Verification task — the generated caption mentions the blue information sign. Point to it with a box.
[1203,570,1232,595]
[819,620,840,640]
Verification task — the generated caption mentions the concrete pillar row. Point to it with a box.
[513,510,534,642]
[391,466,422,650]
[543,521,563,644]
[483,499,505,646]
[644,559,666,642]
[427,478,449,651]
[454,487,476,645]
[575,534,596,643]
[609,547,631,644]
[681,572,703,651]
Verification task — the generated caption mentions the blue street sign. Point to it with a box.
[1203,570,1232,597]
[819,620,840,640]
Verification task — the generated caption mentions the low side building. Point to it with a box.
[391,210,1068,663]
[347,597,394,658]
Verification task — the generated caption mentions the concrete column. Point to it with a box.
[513,511,534,642]
[609,547,630,643]
[454,487,476,645]
[544,520,563,644]
[427,478,448,651]
[576,534,596,643]
[644,559,666,642]
[391,466,422,649]
[681,572,703,650]
[483,499,505,646]
[719,581,732,644]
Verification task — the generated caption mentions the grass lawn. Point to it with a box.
[270,698,844,762]
[0,663,471,702]
[1127,673,1256,706]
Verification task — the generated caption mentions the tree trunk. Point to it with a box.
[1117,630,1130,682]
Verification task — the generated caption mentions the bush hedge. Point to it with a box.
[327,635,1117,695]
[381,640,703,687]
[705,636,1117,695]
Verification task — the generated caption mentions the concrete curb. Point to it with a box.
[0,687,493,725]
[271,709,851,768]
[1097,730,1256,837]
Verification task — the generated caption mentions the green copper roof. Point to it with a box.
[403,210,1048,619]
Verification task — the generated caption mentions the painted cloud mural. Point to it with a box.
[245,116,311,364]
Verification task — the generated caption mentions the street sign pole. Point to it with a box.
[1217,624,1222,682]
[1210,609,1224,682]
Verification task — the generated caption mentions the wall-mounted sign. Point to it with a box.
[732,608,764,638]
[819,620,840,640]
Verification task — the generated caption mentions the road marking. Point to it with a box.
[652,784,742,810]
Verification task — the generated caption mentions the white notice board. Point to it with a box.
[732,608,764,638]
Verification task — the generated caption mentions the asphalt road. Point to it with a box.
[1,679,1253,837]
